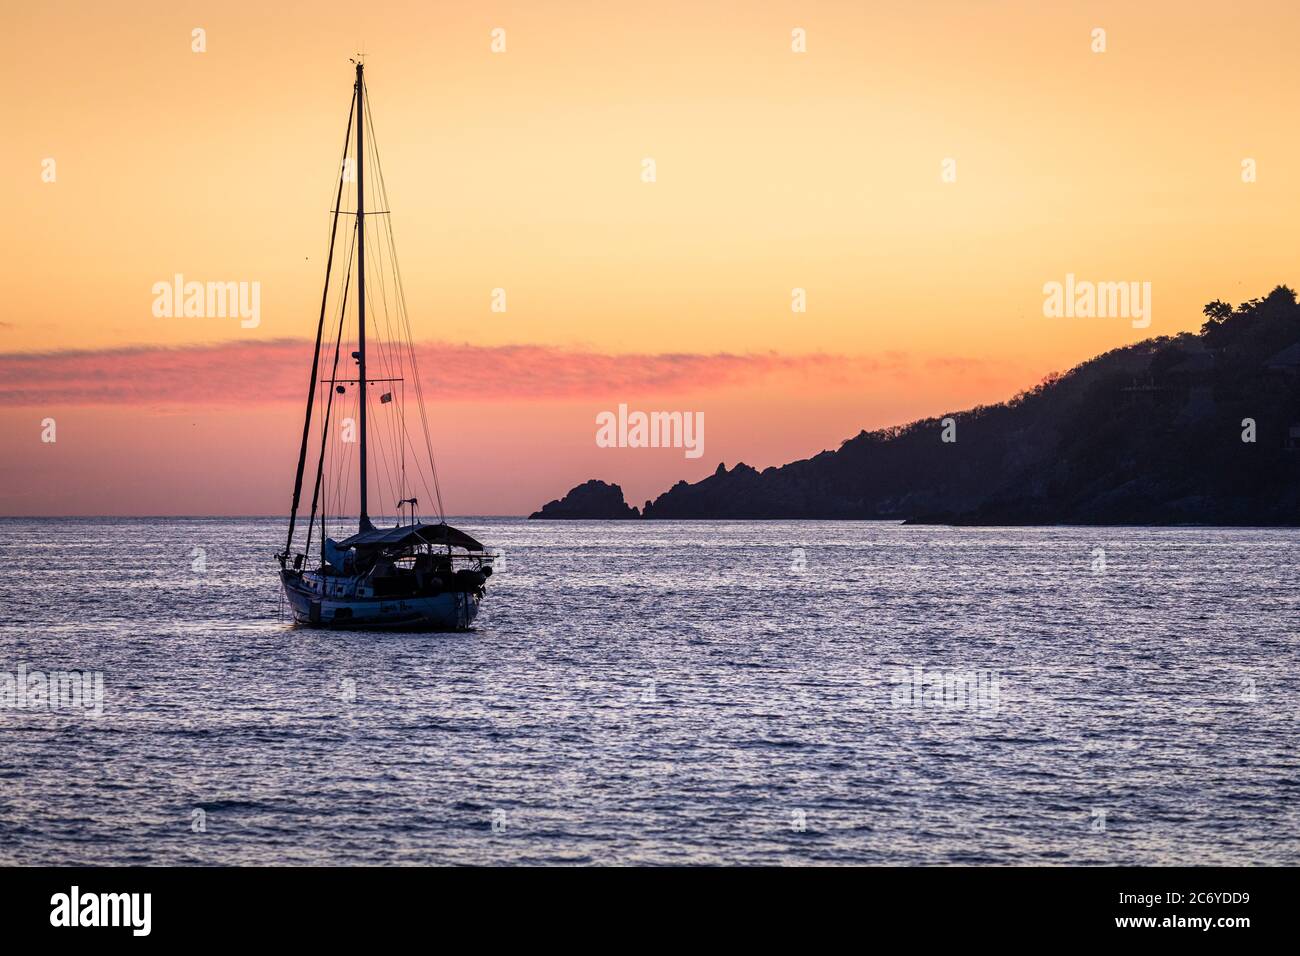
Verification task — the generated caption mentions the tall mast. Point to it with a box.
[355,60,370,528]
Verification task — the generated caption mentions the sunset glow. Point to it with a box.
[5,0,1299,514]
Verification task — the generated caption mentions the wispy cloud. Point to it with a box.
[0,339,1007,406]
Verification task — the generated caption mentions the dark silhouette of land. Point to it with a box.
[532,287,1300,524]
[530,478,640,519]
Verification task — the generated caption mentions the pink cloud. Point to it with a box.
[0,339,980,406]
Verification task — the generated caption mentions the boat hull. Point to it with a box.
[280,573,481,631]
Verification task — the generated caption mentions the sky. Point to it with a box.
[3,0,1299,516]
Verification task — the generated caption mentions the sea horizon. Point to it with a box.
[3,514,1299,529]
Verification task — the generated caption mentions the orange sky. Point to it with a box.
[3,1,1299,515]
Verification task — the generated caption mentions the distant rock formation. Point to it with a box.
[532,286,1300,525]
[529,479,641,519]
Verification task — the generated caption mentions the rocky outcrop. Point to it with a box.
[529,480,640,519]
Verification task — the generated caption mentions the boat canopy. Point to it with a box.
[337,522,486,552]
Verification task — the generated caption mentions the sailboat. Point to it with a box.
[277,59,493,630]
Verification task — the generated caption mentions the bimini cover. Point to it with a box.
[336,521,485,552]
[323,537,356,571]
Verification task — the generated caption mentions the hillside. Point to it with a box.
[533,287,1300,524]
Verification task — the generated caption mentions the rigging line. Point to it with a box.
[315,286,343,551]
[365,92,446,519]
[366,333,407,522]
[356,130,418,513]
[312,347,342,557]
[306,219,359,561]
[367,219,402,421]
[362,147,400,402]
[400,379,406,519]
[365,379,399,523]
[363,104,405,394]
[367,144,442,524]
[365,158,406,391]
[358,268,401,507]
[319,175,360,550]
[315,103,359,547]
[362,224,403,443]
[371,228,409,449]
[311,219,358,548]
[320,296,343,533]
[361,85,439,496]
[373,249,411,507]
[376,290,411,509]
[365,178,399,380]
[377,370,407,514]
[395,247,446,520]
[343,362,362,519]
[284,82,357,560]
[336,385,356,525]
[318,380,328,553]
[382,422,406,515]
[398,416,440,512]
[379,337,437,509]
[362,256,415,509]
[354,192,398,407]
[369,252,409,495]
[377,215,409,513]
[374,224,444,518]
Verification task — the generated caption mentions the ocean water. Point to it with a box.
[0,517,1296,866]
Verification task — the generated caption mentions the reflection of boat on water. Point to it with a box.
[276,59,493,631]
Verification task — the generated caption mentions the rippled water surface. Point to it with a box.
[0,518,1297,865]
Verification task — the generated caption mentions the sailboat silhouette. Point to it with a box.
[276,60,493,630]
